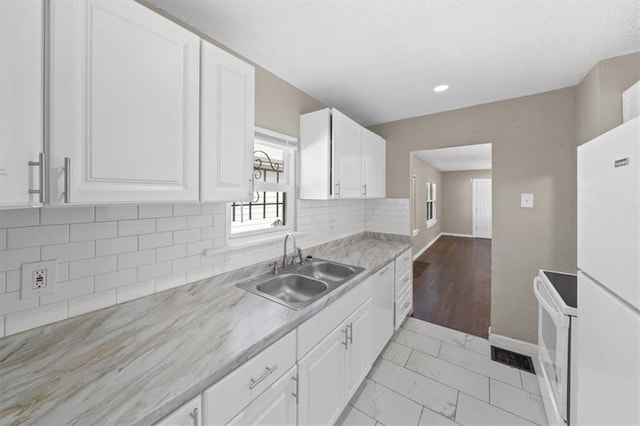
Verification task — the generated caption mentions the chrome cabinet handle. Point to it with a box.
[347,322,353,344]
[362,183,367,197]
[28,152,45,203]
[64,157,71,203]
[189,407,198,426]
[291,375,299,402]
[249,365,278,389]
[335,181,340,197]
[342,326,348,349]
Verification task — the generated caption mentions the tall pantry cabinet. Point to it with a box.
[0,1,45,208]
[48,0,201,204]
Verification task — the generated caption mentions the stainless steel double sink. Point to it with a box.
[236,258,364,310]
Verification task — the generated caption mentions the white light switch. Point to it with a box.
[21,260,57,299]
[521,193,534,208]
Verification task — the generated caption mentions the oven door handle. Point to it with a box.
[533,277,569,328]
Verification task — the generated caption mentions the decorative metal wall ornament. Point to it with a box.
[253,150,282,181]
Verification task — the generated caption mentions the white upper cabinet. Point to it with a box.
[200,40,255,203]
[48,0,200,205]
[361,128,386,198]
[0,0,44,208]
[300,108,386,199]
[332,109,363,199]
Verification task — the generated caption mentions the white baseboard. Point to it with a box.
[441,232,473,238]
[489,331,538,357]
[413,233,442,260]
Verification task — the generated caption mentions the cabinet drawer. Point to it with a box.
[156,395,201,426]
[202,330,296,425]
[395,249,412,280]
[395,286,413,330]
[297,276,372,359]
[395,267,412,296]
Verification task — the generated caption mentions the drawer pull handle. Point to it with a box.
[404,301,410,308]
[342,327,349,349]
[189,407,199,426]
[249,365,278,389]
[403,277,410,283]
[347,322,353,344]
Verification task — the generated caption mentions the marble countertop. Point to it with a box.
[0,233,410,425]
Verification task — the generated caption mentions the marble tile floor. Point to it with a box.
[337,317,548,426]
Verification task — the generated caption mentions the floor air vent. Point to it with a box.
[490,346,536,374]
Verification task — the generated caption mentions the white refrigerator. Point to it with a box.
[577,115,640,425]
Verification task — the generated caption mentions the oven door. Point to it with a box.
[534,276,570,421]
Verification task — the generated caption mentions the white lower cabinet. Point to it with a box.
[156,396,201,426]
[298,298,373,426]
[371,262,395,357]
[227,366,298,426]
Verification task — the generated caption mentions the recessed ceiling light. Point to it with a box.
[433,84,449,92]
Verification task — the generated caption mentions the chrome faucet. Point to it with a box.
[282,233,303,269]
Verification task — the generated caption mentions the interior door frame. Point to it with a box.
[472,178,492,239]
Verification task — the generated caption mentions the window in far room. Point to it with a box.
[426,180,437,228]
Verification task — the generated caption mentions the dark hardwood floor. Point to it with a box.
[412,235,491,338]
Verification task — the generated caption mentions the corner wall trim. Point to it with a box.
[413,233,442,261]
[489,332,538,356]
[441,232,474,238]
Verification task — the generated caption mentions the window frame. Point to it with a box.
[226,128,297,242]
[425,180,437,229]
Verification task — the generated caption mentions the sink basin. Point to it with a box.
[236,258,364,310]
[256,274,328,303]
[297,261,356,282]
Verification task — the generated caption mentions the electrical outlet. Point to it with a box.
[21,260,57,299]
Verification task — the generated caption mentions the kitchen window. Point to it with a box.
[228,129,296,239]
[426,180,437,228]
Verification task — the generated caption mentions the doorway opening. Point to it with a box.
[410,143,492,337]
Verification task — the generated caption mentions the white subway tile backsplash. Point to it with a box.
[155,272,187,292]
[5,270,20,292]
[5,301,68,335]
[7,225,68,249]
[70,222,117,242]
[117,249,155,270]
[0,209,39,228]
[0,247,40,272]
[137,261,172,281]
[40,277,94,305]
[0,198,410,336]
[139,232,172,250]
[173,204,201,216]
[69,256,117,279]
[0,229,6,250]
[0,291,39,315]
[95,205,138,222]
[42,241,95,262]
[68,290,116,317]
[156,216,187,232]
[95,236,138,257]
[156,245,186,262]
[118,219,155,237]
[138,204,173,218]
[116,280,154,303]
[41,207,94,225]
[95,269,137,292]
[187,215,213,229]
[173,229,201,244]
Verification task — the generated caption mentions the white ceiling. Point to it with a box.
[150,1,640,127]
[414,143,492,172]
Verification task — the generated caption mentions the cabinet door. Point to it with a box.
[0,0,44,208]
[227,366,297,426]
[345,299,374,400]
[298,323,347,426]
[331,109,362,199]
[156,396,201,426]
[49,0,200,204]
[361,129,386,199]
[371,264,395,357]
[200,40,255,203]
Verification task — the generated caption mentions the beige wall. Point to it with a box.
[411,155,442,255]
[370,88,577,343]
[441,170,492,236]
[576,52,640,145]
